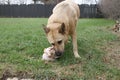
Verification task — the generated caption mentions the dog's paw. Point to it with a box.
[75,54,81,58]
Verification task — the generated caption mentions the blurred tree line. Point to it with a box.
[99,0,120,20]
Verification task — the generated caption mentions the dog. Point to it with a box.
[43,0,80,58]
[42,47,56,61]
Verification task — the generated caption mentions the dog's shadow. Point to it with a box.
[56,36,104,66]
[56,39,89,66]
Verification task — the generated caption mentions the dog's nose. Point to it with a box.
[55,51,63,57]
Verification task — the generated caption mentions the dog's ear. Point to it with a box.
[42,24,50,34]
[59,23,65,34]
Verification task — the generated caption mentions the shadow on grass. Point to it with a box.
[56,39,92,66]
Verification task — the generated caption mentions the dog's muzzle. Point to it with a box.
[55,51,63,58]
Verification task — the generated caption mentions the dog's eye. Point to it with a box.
[58,40,62,44]
[51,43,55,46]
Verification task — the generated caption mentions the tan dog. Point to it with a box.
[43,0,80,58]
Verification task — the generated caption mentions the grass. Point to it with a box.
[0,18,120,80]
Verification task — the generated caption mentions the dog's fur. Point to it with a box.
[43,0,80,58]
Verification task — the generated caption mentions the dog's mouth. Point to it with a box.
[54,56,60,59]
[55,51,64,58]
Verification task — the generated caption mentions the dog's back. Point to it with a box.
[48,0,80,35]
[53,0,80,19]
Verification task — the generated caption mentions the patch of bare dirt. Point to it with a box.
[102,31,120,69]
[0,68,34,80]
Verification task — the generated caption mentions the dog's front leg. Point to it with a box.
[71,31,80,58]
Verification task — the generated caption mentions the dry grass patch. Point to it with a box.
[102,31,120,69]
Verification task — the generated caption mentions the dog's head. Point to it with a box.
[43,23,66,57]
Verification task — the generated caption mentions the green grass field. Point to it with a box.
[0,18,120,80]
